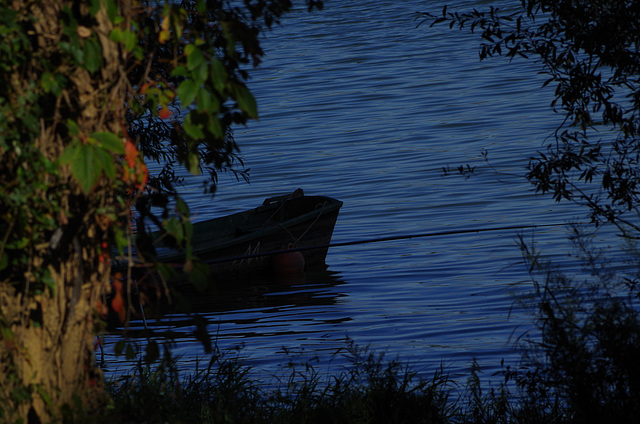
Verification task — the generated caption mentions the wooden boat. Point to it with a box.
[119,189,343,280]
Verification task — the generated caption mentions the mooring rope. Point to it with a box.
[203,221,575,266]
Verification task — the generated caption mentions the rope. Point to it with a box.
[203,222,574,265]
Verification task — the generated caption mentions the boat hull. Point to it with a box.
[192,194,342,276]
[116,193,343,281]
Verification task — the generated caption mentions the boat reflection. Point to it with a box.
[105,268,348,343]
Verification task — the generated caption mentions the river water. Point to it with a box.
[103,0,621,385]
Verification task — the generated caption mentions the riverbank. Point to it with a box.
[72,340,550,424]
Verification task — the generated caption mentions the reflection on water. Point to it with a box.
[181,268,347,320]
[101,269,349,374]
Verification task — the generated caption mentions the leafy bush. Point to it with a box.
[512,227,640,424]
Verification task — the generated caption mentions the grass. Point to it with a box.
[74,339,570,424]
[70,321,639,424]
[86,304,640,424]
[98,339,453,424]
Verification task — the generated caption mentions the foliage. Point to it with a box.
[127,0,320,196]
[0,0,322,421]
[420,0,640,233]
[512,228,640,423]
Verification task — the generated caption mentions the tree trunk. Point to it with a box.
[0,0,129,422]
[0,258,110,422]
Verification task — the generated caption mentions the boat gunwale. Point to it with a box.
[157,195,343,262]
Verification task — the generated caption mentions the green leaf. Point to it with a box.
[60,41,84,64]
[231,83,258,119]
[83,38,102,73]
[35,384,53,408]
[177,79,198,106]
[109,28,136,51]
[184,43,195,56]
[0,327,13,341]
[94,145,115,179]
[194,61,208,85]
[67,119,80,136]
[163,217,184,244]
[112,225,128,255]
[42,268,55,296]
[58,142,80,165]
[6,237,29,249]
[133,45,144,61]
[183,114,204,140]
[170,65,188,78]
[186,46,205,71]
[104,0,118,23]
[109,27,123,42]
[186,152,200,175]
[175,197,190,217]
[196,89,220,113]
[207,114,223,138]
[92,132,124,154]
[41,72,63,96]
[70,144,102,193]
[122,29,137,52]
[210,59,228,93]
[89,0,101,16]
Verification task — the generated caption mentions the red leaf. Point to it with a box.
[111,280,126,323]
[124,140,137,168]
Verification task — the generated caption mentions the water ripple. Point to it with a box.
[103,0,623,385]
